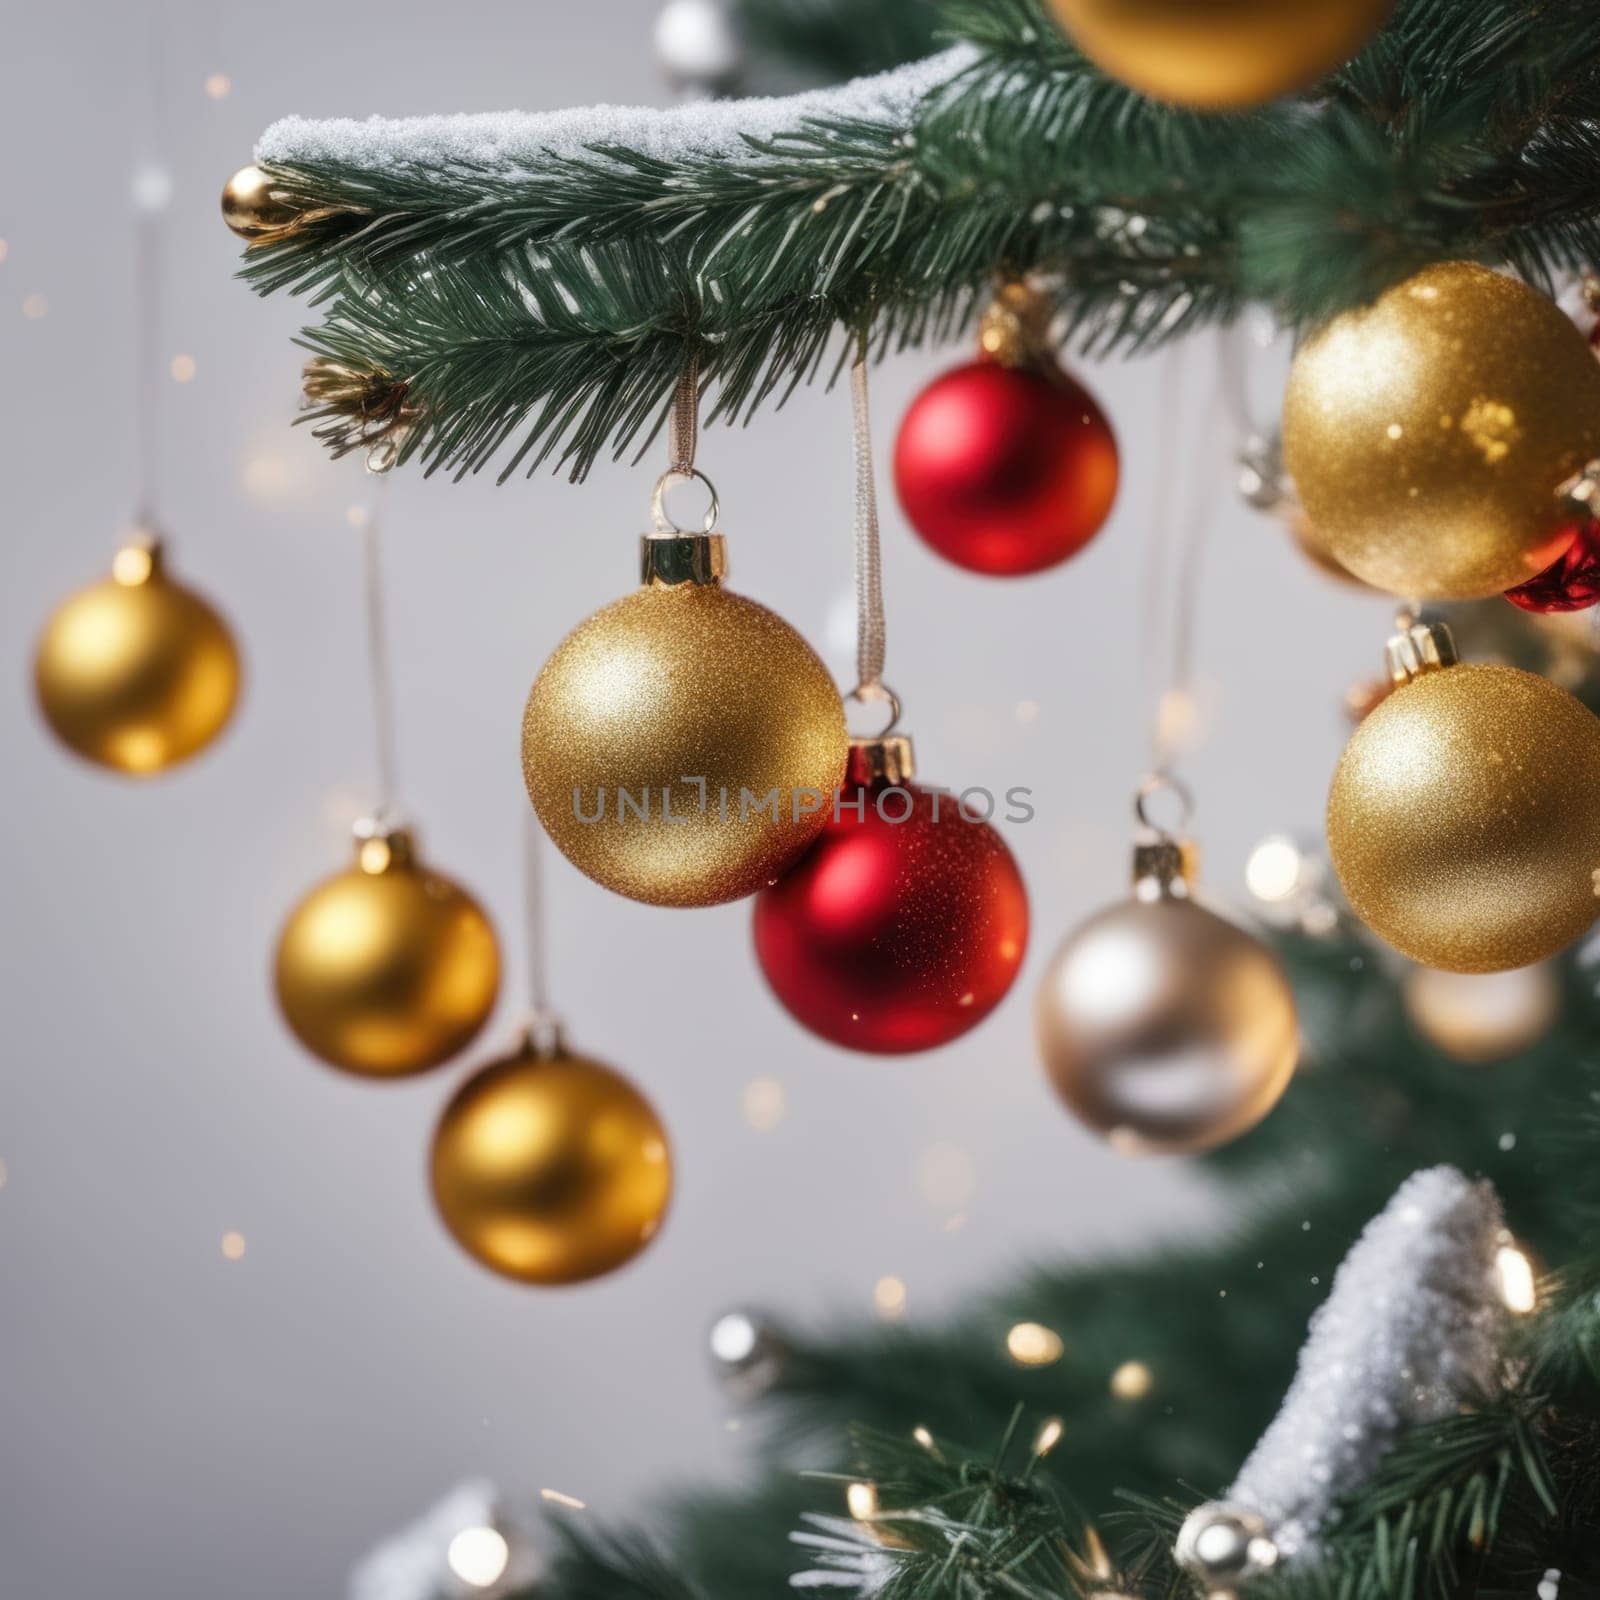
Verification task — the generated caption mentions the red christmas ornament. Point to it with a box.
[893,356,1118,577]
[753,738,1029,1054]
[1504,519,1600,613]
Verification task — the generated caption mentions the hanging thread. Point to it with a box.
[651,354,720,536]
[669,354,699,475]
[360,470,401,823]
[131,10,171,529]
[1139,335,1229,803]
[521,810,559,1054]
[850,348,889,705]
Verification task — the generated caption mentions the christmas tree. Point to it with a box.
[218,2,1600,1594]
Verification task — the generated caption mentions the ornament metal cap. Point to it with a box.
[639,532,727,588]
[1174,1501,1279,1584]
[1133,837,1198,900]
[1133,773,1198,900]
[979,279,1053,369]
[513,1012,566,1060]
[847,735,916,787]
[353,815,415,873]
[111,531,163,587]
[1385,618,1459,686]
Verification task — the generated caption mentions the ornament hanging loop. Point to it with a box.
[649,467,721,536]
[650,354,721,536]
[845,681,903,741]
[1135,770,1195,842]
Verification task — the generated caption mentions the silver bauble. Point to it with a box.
[1175,1501,1280,1584]
[1035,842,1300,1156]
[655,0,744,96]
[708,1307,788,1400]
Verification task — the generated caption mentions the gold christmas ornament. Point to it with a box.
[522,530,847,907]
[1283,262,1600,600]
[1328,619,1600,973]
[220,164,301,240]
[430,1028,671,1285]
[1403,961,1560,1063]
[1046,0,1391,110]
[274,822,500,1077]
[34,536,240,774]
[1035,796,1300,1155]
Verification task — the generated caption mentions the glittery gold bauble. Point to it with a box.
[430,1034,671,1285]
[522,536,847,907]
[1286,506,1373,591]
[1046,0,1391,109]
[1331,620,1600,972]
[34,539,240,774]
[1328,656,1600,973]
[1403,961,1560,1062]
[274,826,500,1077]
[1035,844,1299,1155]
[1284,262,1600,600]
[220,164,298,240]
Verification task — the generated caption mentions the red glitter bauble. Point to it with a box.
[893,359,1119,577]
[1505,519,1600,613]
[752,749,1030,1054]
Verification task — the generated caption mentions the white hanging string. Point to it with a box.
[1140,342,1188,772]
[1138,335,1231,818]
[521,809,553,1026]
[131,8,170,530]
[360,472,401,822]
[850,349,888,702]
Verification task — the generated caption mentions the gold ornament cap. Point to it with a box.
[979,281,1054,369]
[1385,618,1459,686]
[111,531,163,586]
[640,532,728,588]
[352,816,416,873]
[847,734,916,787]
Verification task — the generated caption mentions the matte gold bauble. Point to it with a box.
[1036,841,1299,1155]
[34,539,240,774]
[430,1033,671,1285]
[1327,632,1600,973]
[1403,962,1560,1063]
[220,164,299,240]
[274,825,500,1077]
[522,535,847,907]
[1284,262,1600,600]
[1046,0,1391,109]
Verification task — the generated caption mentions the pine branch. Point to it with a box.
[234,0,1600,479]
[541,1521,709,1600]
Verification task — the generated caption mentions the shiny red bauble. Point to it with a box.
[893,358,1119,577]
[1504,518,1600,613]
[752,747,1029,1054]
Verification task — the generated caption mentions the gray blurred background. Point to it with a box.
[0,4,1394,1596]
